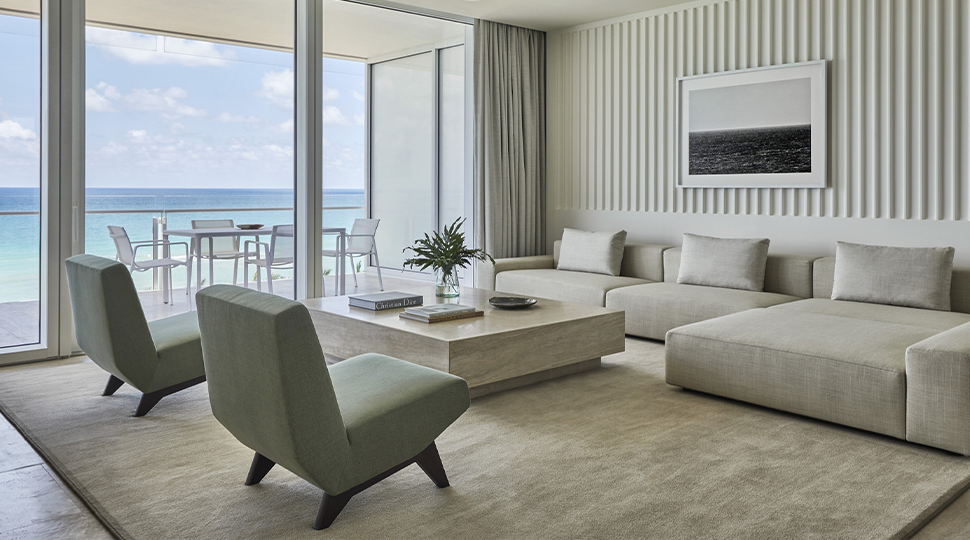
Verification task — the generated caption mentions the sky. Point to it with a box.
[0,13,366,191]
[688,77,812,133]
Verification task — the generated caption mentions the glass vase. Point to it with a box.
[435,267,460,298]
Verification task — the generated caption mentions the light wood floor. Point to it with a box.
[1,271,970,538]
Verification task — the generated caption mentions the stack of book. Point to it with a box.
[348,292,423,311]
[400,304,484,323]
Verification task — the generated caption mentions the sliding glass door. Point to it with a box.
[0,4,41,351]
[370,52,436,270]
[368,41,469,276]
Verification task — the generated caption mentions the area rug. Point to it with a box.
[1,338,969,539]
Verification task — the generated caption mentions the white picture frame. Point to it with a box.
[677,60,827,188]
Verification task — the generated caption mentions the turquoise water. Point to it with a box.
[0,187,365,303]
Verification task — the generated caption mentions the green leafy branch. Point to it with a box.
[403,217,494,273]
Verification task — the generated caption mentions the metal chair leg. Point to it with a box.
[232,258,239,285]
[372,250,384,291]
[349,255,358,287]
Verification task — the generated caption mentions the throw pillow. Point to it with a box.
[557,229,627,276]
[831,241,955,311]
[677,233,770,291]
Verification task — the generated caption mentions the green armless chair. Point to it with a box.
[64,254,206,417]
[195,285,470,530]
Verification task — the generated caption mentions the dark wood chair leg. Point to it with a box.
[414,442,449,488]
[314,492,353,530]
[245,453,276,486]
[308,441,452,529]
[102,375,125,396]
[132,376,206,417]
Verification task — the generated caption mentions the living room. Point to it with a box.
[2,0,969,538]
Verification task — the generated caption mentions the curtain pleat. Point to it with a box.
[474,20,547,260]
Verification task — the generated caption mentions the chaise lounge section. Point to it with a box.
[666,255,970,455]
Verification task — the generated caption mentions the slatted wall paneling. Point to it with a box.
[547,0,970,220]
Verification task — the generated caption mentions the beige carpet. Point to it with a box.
[2,338,970,539]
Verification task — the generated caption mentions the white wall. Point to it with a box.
[546,0,970,262]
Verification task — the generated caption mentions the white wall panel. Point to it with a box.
[547,0,969,222]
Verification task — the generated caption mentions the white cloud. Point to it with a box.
[321,106,350,125]
[216,112,261,123]
[353,114,365,126]
[323,88,340,101]
[121,87,206,120]
[96,141,128,156]
[0,120,36,140]
[352,91,365,102]
[269,118,293,134]
[263,144,293,159]
[85,27,234,67]
[126,129,150,143]
[86,88,115,112]
[257,69,293,108]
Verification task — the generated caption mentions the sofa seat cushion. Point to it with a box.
[605,282,799,340]
[666,310,939,439]
[770,298,970,332]
[495,269,650,307]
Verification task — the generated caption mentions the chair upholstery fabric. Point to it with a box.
[905,322,970,455]
[64,254,204,394]
[195,285,469,496]
[553,240,667,282]
[495,268,650,307]
[666,309,937,439]
[606,282,800,340]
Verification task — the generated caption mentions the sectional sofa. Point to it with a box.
[486,238,970,455]
[666,256,970,455]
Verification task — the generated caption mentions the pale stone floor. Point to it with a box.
[1,271,970,538]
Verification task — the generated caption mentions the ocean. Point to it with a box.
[688,124,812,176]
[0,187,365,303]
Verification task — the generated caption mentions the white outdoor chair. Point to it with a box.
[323,218,383,294]
[243,224,294,295]
[190,219,245,289]
[107,225,189,305]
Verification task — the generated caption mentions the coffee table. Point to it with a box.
[300,285,625,398]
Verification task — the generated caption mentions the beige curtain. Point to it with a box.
[474,20,546,260]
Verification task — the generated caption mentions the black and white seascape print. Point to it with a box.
[688,77,812,176]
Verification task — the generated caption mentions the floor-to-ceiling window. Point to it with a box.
[84,1,295,316]
[321,0,471,285]
[0,5,41,349]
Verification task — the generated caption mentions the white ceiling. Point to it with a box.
[387,0,696,31]
[0,0,695,58]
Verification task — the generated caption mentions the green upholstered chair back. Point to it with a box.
[64,254,159,388]
[195,285,350,488]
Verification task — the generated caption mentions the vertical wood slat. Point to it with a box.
[552,0,966,223]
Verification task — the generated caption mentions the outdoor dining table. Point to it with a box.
[162,226,347,299]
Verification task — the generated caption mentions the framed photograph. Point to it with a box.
[677,60,827,188]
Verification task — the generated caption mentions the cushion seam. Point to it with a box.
[668,332,908,374]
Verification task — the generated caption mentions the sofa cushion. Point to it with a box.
[832,241,955,311]
[665,248,816,298]
[556,228,627,276]
[606,282,799,340]
[677,233,770,292]
[555,240,668,281]
[666,309,939,439]
[495,269,649,307]
[770,298,970,332]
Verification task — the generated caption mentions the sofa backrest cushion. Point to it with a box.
[554,240,667,282]
[676,233,770,292]
[665,247,816,298]
[815,256,970,314]
[556,228,627,276]
[831,241,955,311]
